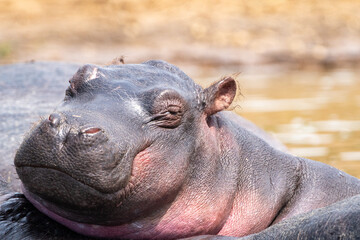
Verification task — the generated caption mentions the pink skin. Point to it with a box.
[218,192,279,236]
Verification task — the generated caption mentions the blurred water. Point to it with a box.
[198,68,360,178]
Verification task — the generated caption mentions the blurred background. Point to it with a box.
[0,0,360,177]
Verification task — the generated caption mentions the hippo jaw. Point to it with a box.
[20,173,160,239]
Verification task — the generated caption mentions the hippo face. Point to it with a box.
[14,60,237,236]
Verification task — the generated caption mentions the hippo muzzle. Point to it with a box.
[14,108,137,222]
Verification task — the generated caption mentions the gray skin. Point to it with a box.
[3,60,360,239]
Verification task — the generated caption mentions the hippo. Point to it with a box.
[1,60,360,239]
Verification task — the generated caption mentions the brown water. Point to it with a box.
[198,68,360,178]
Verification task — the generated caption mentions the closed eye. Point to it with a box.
[149,106,184,128]
[145,89,187,128]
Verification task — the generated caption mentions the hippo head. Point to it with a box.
[14,60,237,238]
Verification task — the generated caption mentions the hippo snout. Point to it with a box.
[14,111,131,199]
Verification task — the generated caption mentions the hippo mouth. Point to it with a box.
[17,165,113,193]
[15,155,133,206]
[17,165,135,222]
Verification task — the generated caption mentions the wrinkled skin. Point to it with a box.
[1,61,360,239]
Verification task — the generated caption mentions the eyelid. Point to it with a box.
[148,90,186,128]
[166,105,182,112]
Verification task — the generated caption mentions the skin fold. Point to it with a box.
[0,60,359,239]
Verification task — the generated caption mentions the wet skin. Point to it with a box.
[3,61,360,239]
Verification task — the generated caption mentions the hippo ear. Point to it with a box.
[203,77,237,116]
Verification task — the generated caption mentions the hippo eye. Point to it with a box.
[150,90,186,128]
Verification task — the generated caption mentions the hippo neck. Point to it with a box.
[214,114,302,236]
[159,113,302,237]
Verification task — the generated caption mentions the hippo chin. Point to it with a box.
[8,60,360,239]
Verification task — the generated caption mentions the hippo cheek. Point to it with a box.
[118,144,190,211]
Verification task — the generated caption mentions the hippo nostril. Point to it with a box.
[82,127,102,135]
[48,113,61,127]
